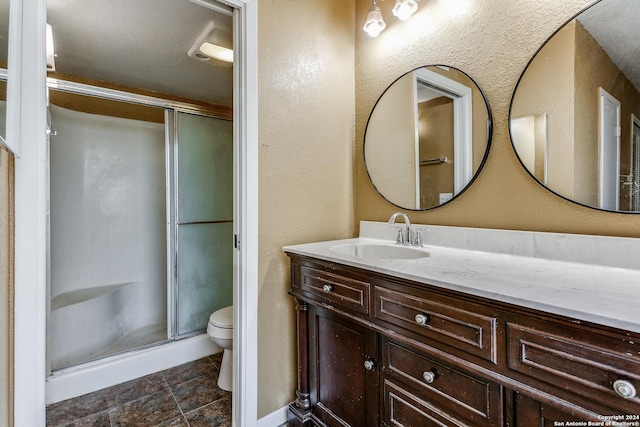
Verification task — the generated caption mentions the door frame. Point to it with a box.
[598,87,621,210]
[413,67,473,196]
[10,0,258,426]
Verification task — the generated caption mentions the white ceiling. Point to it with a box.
[2,0,637,107]
[45,0,234,106]
[577,0,640,92]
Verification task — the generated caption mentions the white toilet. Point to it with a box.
[207,305,233,392]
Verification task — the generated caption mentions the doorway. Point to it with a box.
[47,88,233,372]
[632,115,640,211]
[414,67,473,208]
[10,0,258,425]
[598,87,621,210]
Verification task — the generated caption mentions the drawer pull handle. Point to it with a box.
[322,284,333,293]
[613,380,637,399]
[364,360,375,371]
[422,370,436,384]
[415,313,429,325]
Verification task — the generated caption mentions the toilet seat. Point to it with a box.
[209,305,233,329]
[206,305,234,392]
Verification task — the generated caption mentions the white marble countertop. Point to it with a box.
[284,236,640,334]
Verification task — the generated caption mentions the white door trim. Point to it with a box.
[13,0,49,425]
[226,0,259,425]
[598,87,621,210]
[413,68,473,194]
[12,0,259,426]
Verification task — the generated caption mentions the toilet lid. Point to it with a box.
[209,306,233,328]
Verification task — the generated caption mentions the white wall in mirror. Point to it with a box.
[366,71,419,209]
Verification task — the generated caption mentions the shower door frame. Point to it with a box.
[11,0,259,426]
[45,79,233,371]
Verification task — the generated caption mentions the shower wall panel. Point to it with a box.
[49,104,167,370]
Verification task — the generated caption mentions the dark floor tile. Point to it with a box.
[184,396,232,427]
[162,357,217,387]
[155,416,190,426]
[103,372,167,407]
[47,410,111,427]
[46,355,232,427]
[209,352,223,370]
[171,371,229,413]
[46,390,109,426]
[108,388,182,426]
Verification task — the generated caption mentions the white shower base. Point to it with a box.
[45,333,220,404]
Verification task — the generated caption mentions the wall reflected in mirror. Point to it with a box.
[510,0,640,212]
[0,0,9,144]
[364,65,491,210]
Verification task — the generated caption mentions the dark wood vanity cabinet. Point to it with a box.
[308,305,379,427]
[509,394,593,426]
[381,337,503,426]
[287,254,640,427]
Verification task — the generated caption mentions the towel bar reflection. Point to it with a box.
[420,157,448,166]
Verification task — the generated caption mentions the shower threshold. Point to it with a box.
[72,322,168,368]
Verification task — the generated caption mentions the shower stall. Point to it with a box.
[47,82,233,373]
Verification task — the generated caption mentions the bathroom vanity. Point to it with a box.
[285,222,640,427]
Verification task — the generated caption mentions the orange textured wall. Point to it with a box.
[355,0,640,237]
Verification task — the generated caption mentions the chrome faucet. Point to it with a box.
[388,212,424,246]
[388,212,417,246]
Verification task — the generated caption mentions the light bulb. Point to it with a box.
[363,1,386,37]
[392,0,418,21]
[199,42,234,63]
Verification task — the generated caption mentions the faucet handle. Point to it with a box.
[392,227,406,245]
[412,228,423,247]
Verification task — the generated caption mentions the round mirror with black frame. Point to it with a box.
[510,0,640,213]
[364,65,492,210]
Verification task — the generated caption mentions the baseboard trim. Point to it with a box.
[257,404,289,427]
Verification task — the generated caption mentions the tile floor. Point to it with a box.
[46,353,231,427]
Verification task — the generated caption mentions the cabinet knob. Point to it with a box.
[422,370,436,384]
[415,313,429,325]
[364,360,375,371]
[322,284,333,293]
[613,380,637,399]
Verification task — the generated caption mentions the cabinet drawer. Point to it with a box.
[375,286,497,362]
[383,340,502,426]
[299,266,370,314]
[507,322,640,412]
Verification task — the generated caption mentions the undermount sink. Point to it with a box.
[330,243,430,260]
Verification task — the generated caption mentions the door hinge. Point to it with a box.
[234,234,240,250]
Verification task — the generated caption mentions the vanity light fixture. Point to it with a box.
[364,0,424,37]
[363,0,387,37]
[392,0,419,20]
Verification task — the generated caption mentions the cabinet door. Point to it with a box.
[309,306,379,427]
[513,394,593,427]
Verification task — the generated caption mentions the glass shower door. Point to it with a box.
[175,111,233,336]
[48,93,168,370]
